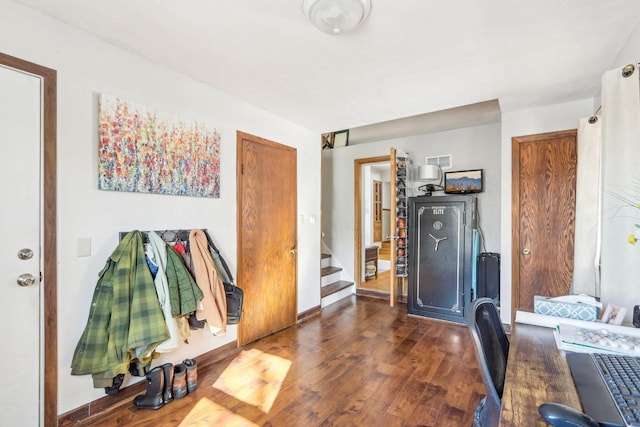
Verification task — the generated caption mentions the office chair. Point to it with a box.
[467,298,509,427]
[467,299,599,427]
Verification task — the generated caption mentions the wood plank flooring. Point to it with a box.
[80,296,485,426]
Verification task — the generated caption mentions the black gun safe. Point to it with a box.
[407,195,477,323]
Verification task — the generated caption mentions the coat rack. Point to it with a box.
[119,229,192,243]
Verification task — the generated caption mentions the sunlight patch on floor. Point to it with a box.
[178,398,258,427]
[213,348,292,413]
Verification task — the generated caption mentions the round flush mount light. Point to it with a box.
[302,0,372,35]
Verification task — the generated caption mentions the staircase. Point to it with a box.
[379,240,391,260]
[321,252,354,308]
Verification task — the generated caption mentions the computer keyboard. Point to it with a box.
[593,353,640,426]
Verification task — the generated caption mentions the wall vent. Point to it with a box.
[425,154,452,170]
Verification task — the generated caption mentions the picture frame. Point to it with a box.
[444,169,483,194]
[333,129,349,148]
[600,303,627,325]
[321,132,334,149]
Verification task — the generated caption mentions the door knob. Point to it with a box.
[522,248,531,255]
[17,273,36,287]
[18,248,34,260]
[289,248,297,254]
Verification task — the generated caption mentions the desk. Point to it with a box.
[499,323,582,426]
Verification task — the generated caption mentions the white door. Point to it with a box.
[0,65,43,425]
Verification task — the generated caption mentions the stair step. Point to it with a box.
[321,266,342,277]
[321,253,331,260]
[321,280,353,298]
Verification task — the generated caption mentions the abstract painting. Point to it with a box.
[98,94,221,198]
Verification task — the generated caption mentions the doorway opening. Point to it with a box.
[354,156,391,297]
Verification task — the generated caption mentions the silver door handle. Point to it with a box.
[18,248,33,260]
[17,273,36,287]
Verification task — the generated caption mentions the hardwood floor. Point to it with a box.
[359,269,390,292]
[81,296,485,426]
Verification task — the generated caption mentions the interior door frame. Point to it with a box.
[354,155,389,290]
[0,52,57,426]
[511,129,577,323]
[237,131,298,346]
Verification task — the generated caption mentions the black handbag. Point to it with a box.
[203,230,243,324]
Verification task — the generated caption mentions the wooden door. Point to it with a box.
[0,54,57,426]
[512,130,577,316]
[373,180,382,242]
[237,131,297,346]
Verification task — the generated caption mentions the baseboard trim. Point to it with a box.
[57,340,239,426]
[355,288,408,304]
[355,288,389,300]
[297,304,321,323]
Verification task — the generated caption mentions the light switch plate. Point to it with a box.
[77,238,91,257]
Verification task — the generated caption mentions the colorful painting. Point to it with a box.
[98,94,221,198]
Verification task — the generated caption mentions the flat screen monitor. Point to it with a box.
[444,169,483,194]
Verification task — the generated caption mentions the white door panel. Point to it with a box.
[0,65,42,426]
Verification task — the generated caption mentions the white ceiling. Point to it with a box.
[14,0,640,134]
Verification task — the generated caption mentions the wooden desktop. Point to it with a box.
[499,323,582,426]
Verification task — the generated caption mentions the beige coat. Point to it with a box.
[189,229,227,335]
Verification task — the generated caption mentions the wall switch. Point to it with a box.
[76,238,91,257]
[309,215,316,224]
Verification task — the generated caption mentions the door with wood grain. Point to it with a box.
[237,131,297,346]
[373,180,383,242]
[512,130,577,316]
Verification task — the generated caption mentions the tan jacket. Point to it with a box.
[189,229,227,335]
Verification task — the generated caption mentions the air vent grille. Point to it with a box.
[425,155,452,170]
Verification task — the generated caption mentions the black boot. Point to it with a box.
[133,366,164,410]
[188,313,205,330]
[161,363,174,404]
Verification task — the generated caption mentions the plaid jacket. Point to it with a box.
[71,231,169,388]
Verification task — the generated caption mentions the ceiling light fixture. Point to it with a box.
[302,0,372,35]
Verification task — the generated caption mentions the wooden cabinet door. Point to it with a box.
[512,130,577,317]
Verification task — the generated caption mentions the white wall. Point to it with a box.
[1,2,321,415]
[614,22,640,66]
[499,98,596,323]
[322,122,501,284]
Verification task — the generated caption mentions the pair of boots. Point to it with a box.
[133,359,197,410]
[172,358,198,399]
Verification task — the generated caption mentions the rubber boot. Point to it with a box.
[161,363,174,404]
[133,366,164,410]
[184,358,198,392]
[172,363,188,399]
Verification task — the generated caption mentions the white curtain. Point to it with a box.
[572,115,602,297]
[600,63,640,324]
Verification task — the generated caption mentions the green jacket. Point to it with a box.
[166,244,203,316]
[71,231,169,388]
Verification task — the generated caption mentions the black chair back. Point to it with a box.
[467,298,509,427]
